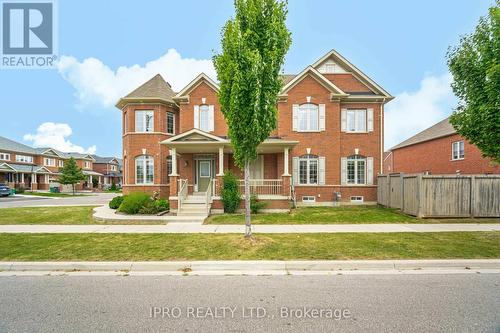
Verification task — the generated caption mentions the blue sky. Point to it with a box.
[0,0,494,156]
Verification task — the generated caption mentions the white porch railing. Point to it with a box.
[205,178,213,214]
[178,179,188,211]
[238,179,282,196]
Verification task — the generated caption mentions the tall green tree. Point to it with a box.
[447,1,500,163]
[213,0,291,237]
[58,157,85,195]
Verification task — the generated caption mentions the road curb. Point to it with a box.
[1,259,499,274]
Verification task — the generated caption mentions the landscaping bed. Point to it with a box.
[0,232,498,261]
[206,206,500,224]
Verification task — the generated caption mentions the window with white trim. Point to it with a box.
[16,155,33,163]
[346,109,367,132]
[302,196,316,203]
[135,155,154,184]
[347,155,366,185]
[199,105,210,132]
[452,141,464,160]
[166,156,172,177]
[350,196,364,203]
[166,112,175,135]
[299,154,318,185]
[58,160,64,167]
[110,164,117,172]
[298,103,319,132]
[135,110,154,132]
[84,161,91,169]
[44,158,55,167]
[0,152,10,161]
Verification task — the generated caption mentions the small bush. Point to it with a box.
[250,194,267,214]
[15,186,25,194]
[110,183,117,191]
[221,171,241,213]
[109,195,126,209]
[155,199,169,212]
[138,200,158,214]
[118,192,151,214]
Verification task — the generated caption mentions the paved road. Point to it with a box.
[0,193,117,208]
[0,274,498,332]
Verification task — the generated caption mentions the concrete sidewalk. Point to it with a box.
[0,223,499,233]
[1,259,499,276]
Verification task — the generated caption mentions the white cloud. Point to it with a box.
[385,73,456,150]
[57,48,217,108]
[23,122,97,154]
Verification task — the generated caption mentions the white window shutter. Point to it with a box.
[367,157,374,185]
[194,105,199,129]
[341,157,347,185]
[341,108,347,132]
[319,104,326,131]
[208,105,215,132]
[292,104,299,131]
[367,108,374,132]
[292,157,299,185]
[318,156,326,185]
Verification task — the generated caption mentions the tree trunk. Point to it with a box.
[244,159,252,237]
[72,183,75,196]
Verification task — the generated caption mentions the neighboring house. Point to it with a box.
[117,49,393,212]
[0,135,102,191]
[92,155,123,188]
[385,117,499,175]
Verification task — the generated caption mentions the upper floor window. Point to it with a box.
[16,155,33,163]
[299,154,318,185]
[166,112,175,135]
[135,110,154,133]
[135,155,154,184]
[347,155,365,185]
[452,141,464,160]
[44,158,55,167]
[194,105,214,132]
[0,152,10,161]
[298,104,319,132]
[84,161,91,169]
[347,109,366,132]
[110,164,117,172]
[199,105,210,132]
[58,160,64,167]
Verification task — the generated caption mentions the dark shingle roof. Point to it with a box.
[391,117,456,150]
[281,74,296,85]
[92,155,119,164]
[0,136,36,154]
[123,74,176,103]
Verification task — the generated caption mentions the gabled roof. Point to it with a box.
[35,148,66,158]
[116,74,177,108]
[0,135,36,155]
[390,117,456,150]
[0,162,51,173]
[174,73,219,102]
[162,128,229,144]
[280,66,347,97]
[91,155,120,164]
[312,49,393,100]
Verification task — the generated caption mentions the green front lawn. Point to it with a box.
[206,205,500,224]
[22,192,88,198]
[0,206,95,224]
[0,232,498,261]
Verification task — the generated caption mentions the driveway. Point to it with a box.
[0,193,118,208]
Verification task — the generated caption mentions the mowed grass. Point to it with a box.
[0,206,95,224]
[0,232,498,261]
[206,205,500,224]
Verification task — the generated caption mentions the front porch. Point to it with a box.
[161,129,297,215]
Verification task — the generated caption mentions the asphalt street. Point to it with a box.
[0,274,499,332]
[0,193,117,208]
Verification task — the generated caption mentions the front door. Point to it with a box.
[197,160,212,192]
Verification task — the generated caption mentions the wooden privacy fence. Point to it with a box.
[377,174,500,218]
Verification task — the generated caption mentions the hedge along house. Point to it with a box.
[117,50,393,215]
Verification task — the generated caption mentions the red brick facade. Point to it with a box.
[387,134,499,175]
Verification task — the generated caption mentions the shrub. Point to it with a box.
[155,199,169,212]
[250,194,267,214]
[110,183,117,191]
[221,171,241,213]
[109,195,126,209]
[15,186,25,194]
[92,176,98,188]
[118,192,151,214]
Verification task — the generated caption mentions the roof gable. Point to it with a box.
[390,117,456,150]
[312,49,393,99]
[174,73,219,102]
[162,128,229,143]
[280,66,347,97]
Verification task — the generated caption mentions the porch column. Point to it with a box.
[88,175,92,188]
[44,174,49,184]
[31,173,37,191]
[282,148,290,176]
[217,146,224,176]
[170,148,178,176]
[20,173,24,184]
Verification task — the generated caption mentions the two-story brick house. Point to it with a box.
[92,155,123,188]
[117,50,393,214]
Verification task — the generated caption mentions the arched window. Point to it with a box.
[135,155,154,184]
[298,103,319,132]
[347,155,365,185]
[299,154,318,185]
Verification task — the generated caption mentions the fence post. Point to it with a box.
[417,174,423,218]
[387,175,391,207]
[400,173,404,211]
[470,175,475,218]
